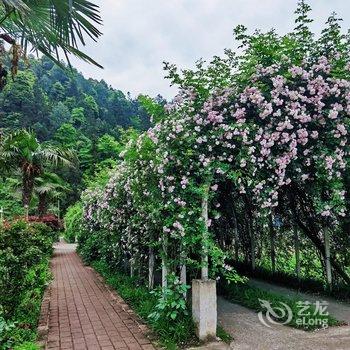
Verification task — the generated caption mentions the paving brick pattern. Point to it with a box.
[44,242,156,350]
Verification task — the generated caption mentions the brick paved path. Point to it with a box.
[43,242,156,350]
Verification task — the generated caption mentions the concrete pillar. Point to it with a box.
[192,279,217,341]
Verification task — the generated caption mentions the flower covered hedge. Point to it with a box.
[74,1,350,313]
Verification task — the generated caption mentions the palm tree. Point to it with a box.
[34,172,70,217]
[0,0,102,74]
[0,129,75,208]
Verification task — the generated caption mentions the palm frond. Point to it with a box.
[35,144,76,168]
[0,0,103,67]
[0,129,76,178]
[34,171,70,197]
[1,0,29,12]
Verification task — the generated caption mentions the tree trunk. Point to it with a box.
[38,193,48,217]
[289,187,350,285]
[296,215,349,283]
[22,173,34,208]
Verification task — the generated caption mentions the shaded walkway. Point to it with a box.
[43,242,156,350]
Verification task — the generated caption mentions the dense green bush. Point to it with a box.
[64,202,83,243]
[0,221,53,349]
[77,230,107,264]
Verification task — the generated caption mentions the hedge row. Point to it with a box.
[0,221,56,350]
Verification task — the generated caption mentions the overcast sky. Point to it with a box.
[70,0,350,99]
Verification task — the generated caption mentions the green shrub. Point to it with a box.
[77,226,122,267]
[0,313,16,350]
[0,221,53,349]
[0,221,52,316]
[77,230,103,264]
[149,273,189,323]
[64,202,83,243]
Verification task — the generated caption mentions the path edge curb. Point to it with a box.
[37,273,52,349]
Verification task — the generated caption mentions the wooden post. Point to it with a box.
[148,247,155,289]
[0,207,3,227]
[324,230,332,290]
[233,209,239,261]
[162,258,168,289]
[180,244,187,298]
[130,257,134,277]
[269,216,276,274]
[249,220,256,271]
[201,182,210,280]
[270,232,276,273]
[57,199,60,220]
[180,263,187,285]
[162,236,168,289]
[251,235,256,270]
[294,226,300,280]
[24,204,29,220]
[180,262,187,299]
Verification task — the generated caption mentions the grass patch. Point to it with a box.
[216,325,233,344]
[92,260,197,349]
[220,280,340,331]
[13,342,40,350]
[231,261,350,301]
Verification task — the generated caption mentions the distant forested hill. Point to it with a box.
[0,56,152,141]
[0,56,162,212]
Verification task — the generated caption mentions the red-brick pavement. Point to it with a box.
[43,242,156,350]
